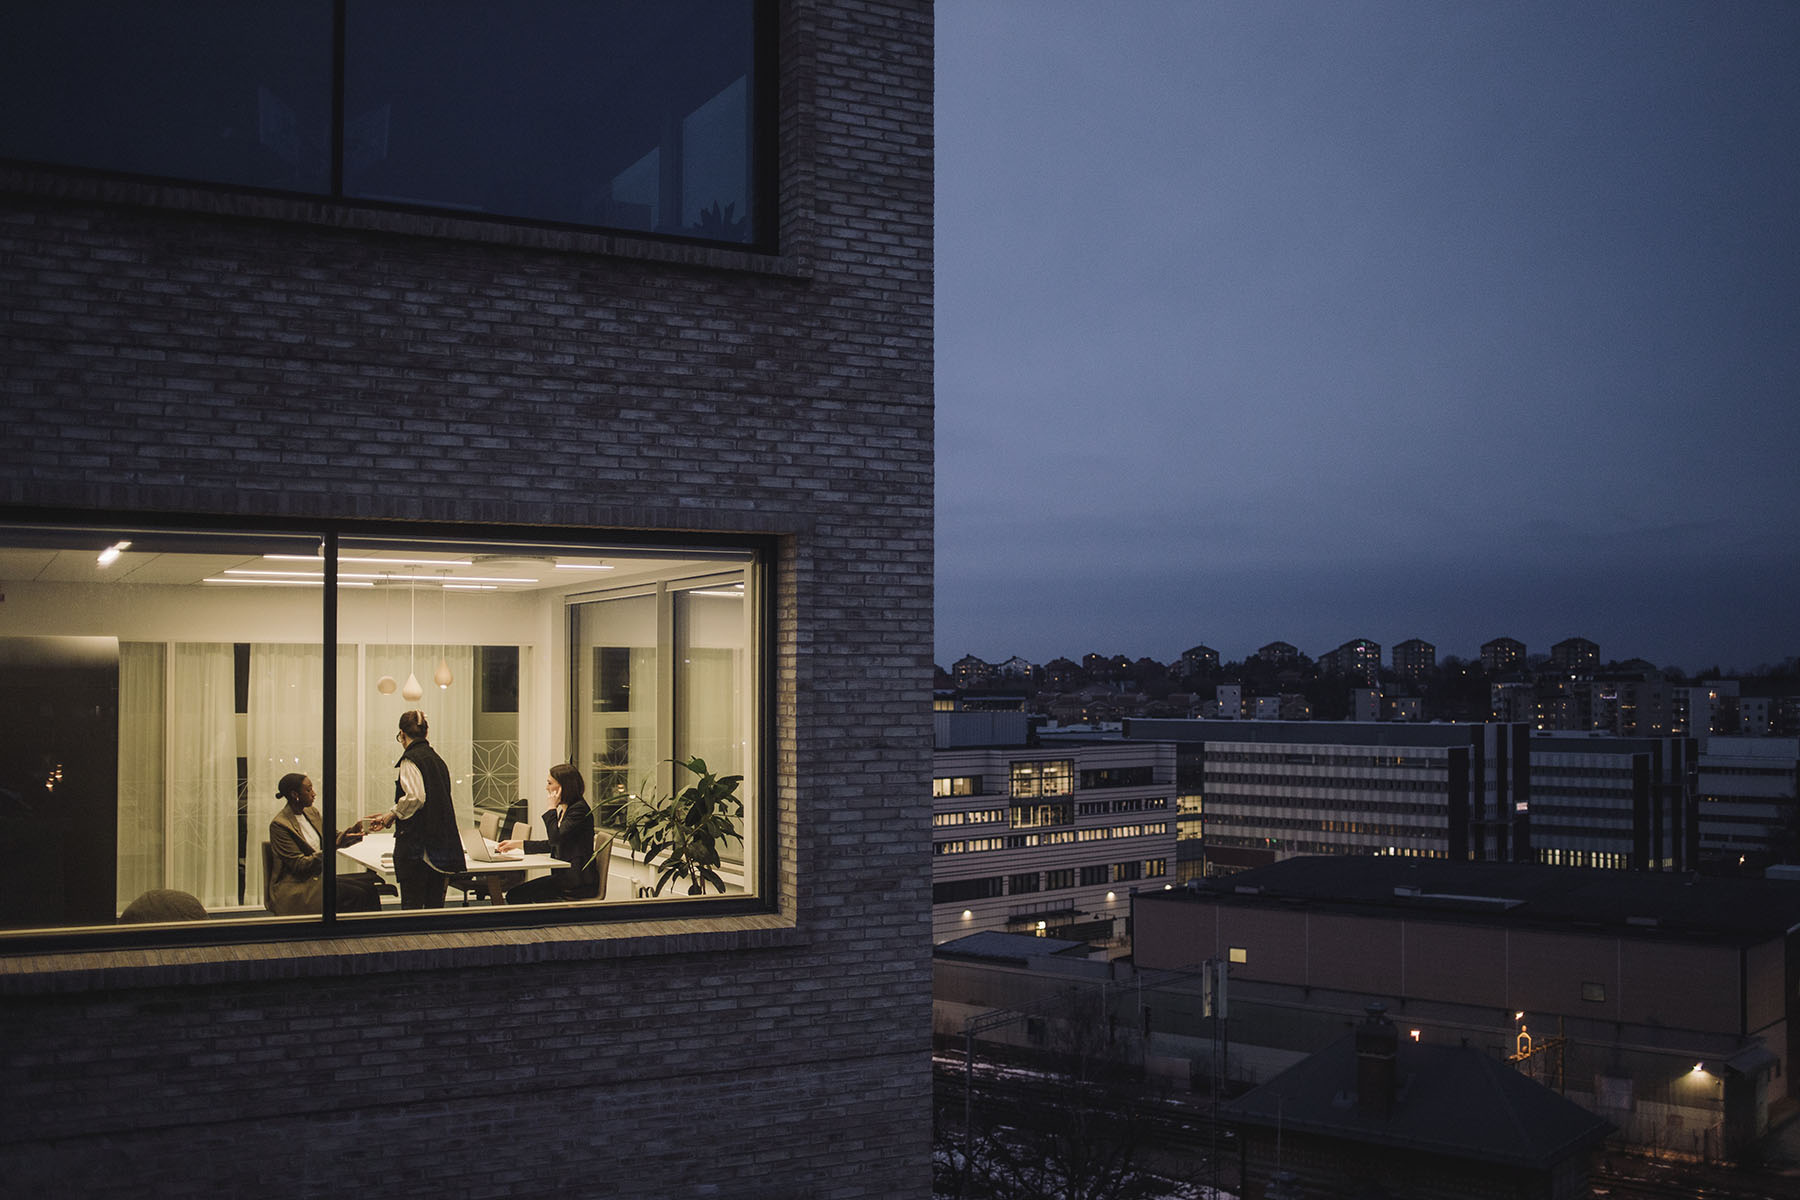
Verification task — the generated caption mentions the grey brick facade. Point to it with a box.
[0,2,934,1195]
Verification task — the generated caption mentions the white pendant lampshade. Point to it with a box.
[433,572,453,689]
[376,675,398,695]
[401,672,424,701]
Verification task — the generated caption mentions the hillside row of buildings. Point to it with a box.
[947,635,1800,736]
[952,634,1607,688]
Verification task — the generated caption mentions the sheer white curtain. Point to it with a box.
[115,642,166,909]
[363,643,477,830]
[165,643,240,910]
[247,643,326,907]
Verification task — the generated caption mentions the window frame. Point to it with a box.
[0,0,781,255]
[0,510,779,951]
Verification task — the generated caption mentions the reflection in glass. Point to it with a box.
[0,1,332,192]
[344,0,757,240]
[574,594,657,829]
[0,2,761,244]
[0,529,324,931]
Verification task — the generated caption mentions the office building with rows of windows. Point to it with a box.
[1696,736,1800,871]
[932,713,1176,946]
[1125,719,1531,876]
[0,2,933,1194]
[1526,732,1696,872]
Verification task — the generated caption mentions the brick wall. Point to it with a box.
[0,2,935,1196]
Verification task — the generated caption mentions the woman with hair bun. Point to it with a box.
[268,773,381,915]
[364,709,467,908]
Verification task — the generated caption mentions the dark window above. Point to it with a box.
[0,0,771,249]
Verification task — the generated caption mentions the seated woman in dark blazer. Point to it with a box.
[496,762,600,904]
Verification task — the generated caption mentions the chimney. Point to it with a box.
[1355,1002,1399,1119]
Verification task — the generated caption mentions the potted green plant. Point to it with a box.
[615,755,744,896]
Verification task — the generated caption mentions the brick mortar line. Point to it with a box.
[0,1038,933,1148]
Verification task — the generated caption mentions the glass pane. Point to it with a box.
[344,0,759,241]
[0,528,761,931]
[333,541,563,914]
[333,537,761,912]
[574,593,658,831]
[0,526,324,933]
[569,557,759,900]
[0,1,332,192]
[674,575,753,880]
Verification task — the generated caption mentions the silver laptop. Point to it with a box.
[460,826,523,863]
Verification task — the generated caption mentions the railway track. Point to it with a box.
[937,1053,1800,1200]
[935,1052,1235,1189]
[1590,1165,1800,1200]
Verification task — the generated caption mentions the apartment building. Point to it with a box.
[1549,636,1601,676]
[1391,637,1435,681]
[1322,637,1382,684]
[1481,636,1526,674]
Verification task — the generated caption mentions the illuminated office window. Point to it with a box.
[0,522,765,937]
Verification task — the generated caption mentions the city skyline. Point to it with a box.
[936,629,1793,678]
[935,2,1800,673]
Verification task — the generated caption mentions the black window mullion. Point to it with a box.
[330,0,346,196]
[322,531,339,923]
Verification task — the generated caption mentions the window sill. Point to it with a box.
[0,163,811,280]
[0,911,801,997]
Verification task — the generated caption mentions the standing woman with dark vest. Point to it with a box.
[365,709,466,908]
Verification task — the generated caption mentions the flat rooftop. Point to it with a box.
[1124,718,1506,748]
[1143,855,1800,943]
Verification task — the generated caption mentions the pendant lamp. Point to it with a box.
[400,571,423,701]
[433,570,454,689]
[376,572,399,694]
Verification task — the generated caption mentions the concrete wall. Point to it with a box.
[0,2,934,1196]
[1136,893,1782,1157]
[1138,898,1751,1034]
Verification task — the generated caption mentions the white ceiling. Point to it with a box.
[0,547,723,593]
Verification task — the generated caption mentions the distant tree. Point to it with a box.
[1420,656,1491,722]
[934,989,1168,1200]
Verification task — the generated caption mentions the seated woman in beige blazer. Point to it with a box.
[268,773,382,915]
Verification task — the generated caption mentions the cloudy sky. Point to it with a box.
[934,1,1800,674]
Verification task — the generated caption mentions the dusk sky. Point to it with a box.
[934,2,1800,674]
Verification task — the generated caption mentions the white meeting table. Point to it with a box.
[337,831,567,905]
